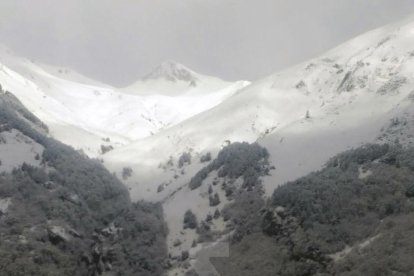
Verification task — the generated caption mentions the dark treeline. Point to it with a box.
[209,143,414,276]
[0,90,168,275]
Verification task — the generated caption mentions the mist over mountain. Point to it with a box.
[1,0,414,85]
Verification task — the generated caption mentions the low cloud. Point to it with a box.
[0,0,413,86]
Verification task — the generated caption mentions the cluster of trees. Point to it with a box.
[121,167,133,180]
[178,152,192,168]
[221,185,265,243]
[0,89,49,134]
[209,193,220,207]
[100,144,113,154]
[183,210,198,230]
[189,142,270,190]
[199,152,211,163]
[213,143,414,275]
[0,92,168,275]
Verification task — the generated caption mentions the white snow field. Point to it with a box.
[0,46,249,156]
[106,14,414,198]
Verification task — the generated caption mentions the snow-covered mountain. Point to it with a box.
[123,60,241,97]
[98,14,414,265]
[0,47,249,156]
[106,15,414,199]
[2,14,414,274]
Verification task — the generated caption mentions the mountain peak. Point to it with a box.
[143,60,199,84]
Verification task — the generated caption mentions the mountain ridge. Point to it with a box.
[142,60,199,83]
[0,49,249,156]
[104,13,414,200]
[93,15,414,272]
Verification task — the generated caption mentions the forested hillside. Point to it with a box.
[0,87,167,276]
[212,143,414,276]
[4,84,413,276]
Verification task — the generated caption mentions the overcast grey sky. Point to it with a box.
[0,0,414,86]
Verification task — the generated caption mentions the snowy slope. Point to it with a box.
[0,45,111,87]
[0,47,249,156]
[106,14,414,198]
[39,63,112,88]
[102,15,414,265]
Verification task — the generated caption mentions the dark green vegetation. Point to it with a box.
[0,90,167,275]
[199,152,211,163]
[189,142,270,190]
[183,142,272,254]
[178,152,192,168]
[121,167,133,180]
[183,210,198,230]
[213,144,414,276]
[0,90,49,134]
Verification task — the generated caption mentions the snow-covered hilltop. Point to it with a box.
[0,47,249,156]
[123,60,247,97]
[143,60,200,83]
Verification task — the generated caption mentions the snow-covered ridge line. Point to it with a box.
[0,46,250,156]
[100,16,414,271]
[123,60,249,97]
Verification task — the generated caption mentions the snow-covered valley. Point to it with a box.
[1,14,414,276]
[0,46,249,157]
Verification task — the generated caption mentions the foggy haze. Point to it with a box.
[0,0,413,86]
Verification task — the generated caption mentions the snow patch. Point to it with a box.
[0,129,44,173]
[0,198,12,214]
[358,167,373,179]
